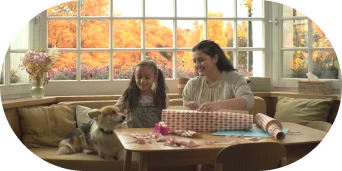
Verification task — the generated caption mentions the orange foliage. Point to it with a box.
[48,1,237,75]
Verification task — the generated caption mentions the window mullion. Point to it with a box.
[5,51,10,85]
[109,0,113,81]
[233,0,237,68]
[173,0,177,79]
[307,19,313,73]
[142,0,146,61]
[77,0,81,81]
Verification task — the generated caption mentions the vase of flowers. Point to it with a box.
[31,73,46,98]
[20,47,59,98]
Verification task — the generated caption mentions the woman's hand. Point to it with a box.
[197,101,219,112]
[185,101,199,110]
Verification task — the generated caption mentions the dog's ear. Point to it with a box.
[88,109,101,119]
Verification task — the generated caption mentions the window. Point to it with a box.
[272,3,340,89]
[42,0,265,82]
[5,1,339,98]
[1,21,34,99]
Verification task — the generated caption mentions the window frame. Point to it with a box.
[271,3,341,90]
[9,1,338,99]
[1,17,37,99]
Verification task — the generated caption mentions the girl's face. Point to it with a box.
[192,50,218,76]
[135,66,157,94]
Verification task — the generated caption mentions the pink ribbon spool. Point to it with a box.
[154,123,160,133]
[160,126,168,135]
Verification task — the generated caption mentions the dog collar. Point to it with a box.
[100,128,113,135]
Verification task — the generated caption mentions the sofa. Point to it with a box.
[2,93,339,171]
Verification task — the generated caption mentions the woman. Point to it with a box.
[183,40,254,112]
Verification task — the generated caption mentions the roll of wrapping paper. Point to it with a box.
[255,113,285,140]
[162,109,253,132]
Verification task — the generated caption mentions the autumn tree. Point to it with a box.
[291,10,339,79]
[47,0,251,79]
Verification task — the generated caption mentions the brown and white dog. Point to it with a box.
[56,105,126,160]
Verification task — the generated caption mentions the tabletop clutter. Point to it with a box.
[130,109,287,147]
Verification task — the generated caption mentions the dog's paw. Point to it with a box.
[82,149,92,154]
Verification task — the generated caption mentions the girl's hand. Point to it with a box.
[197,101,219,112]
[185,101,199,110]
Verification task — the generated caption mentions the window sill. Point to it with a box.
[2,91,340,110]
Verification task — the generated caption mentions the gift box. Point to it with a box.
[162,109,253,132]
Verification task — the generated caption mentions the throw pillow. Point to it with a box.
[18,104,76,148]
[76,105,96,127]
[274,96,333,125]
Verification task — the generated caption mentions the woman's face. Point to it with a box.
[192,50,218,76]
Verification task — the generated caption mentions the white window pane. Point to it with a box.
[0,63,3,84]
[237,21,262,47]
[48,20,77,48]
[237,51,261,76]
[10,53,29,84]
[48,1,77,16]
[208,20,235,47]
[145,20,173,48]
[283,19,308,48]
[282,51,308,78]
[313,50,339,79]
[146,52,173,79]
[81,0,109,16]
[145,0,174,17]
[237,0,263,18]
[312,22,332,47]
[50,52,77,80]
[81,52,110,80]
[10,23,29,50]
[177,0,205,17]
[113,51,141,79]
[283,5,305,17]
[208,0,234,17]
[177,20,204,48]
[113,0,142,17]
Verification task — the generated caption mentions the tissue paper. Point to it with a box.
[306,72,319,81]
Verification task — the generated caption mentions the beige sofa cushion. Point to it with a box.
[58,100,118,109]
[274,96,333,125]
[18,104,76,147]
[76,105,94,127]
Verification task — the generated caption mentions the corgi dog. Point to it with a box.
[57,105,126,160]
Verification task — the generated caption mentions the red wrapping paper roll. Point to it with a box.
[255,113,285,140]
[162,109,253,132]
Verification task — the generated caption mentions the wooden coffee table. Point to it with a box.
[114,122,327,171]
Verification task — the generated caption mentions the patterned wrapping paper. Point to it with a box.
[162,109,253,132]
[255,113,285,140]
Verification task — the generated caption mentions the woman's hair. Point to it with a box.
[192,40,236,72]
[122,60,168,111]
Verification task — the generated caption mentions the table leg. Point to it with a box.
[123,150,132,171]
[139,152,148,171]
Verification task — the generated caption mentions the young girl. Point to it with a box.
[115,60,169,128]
